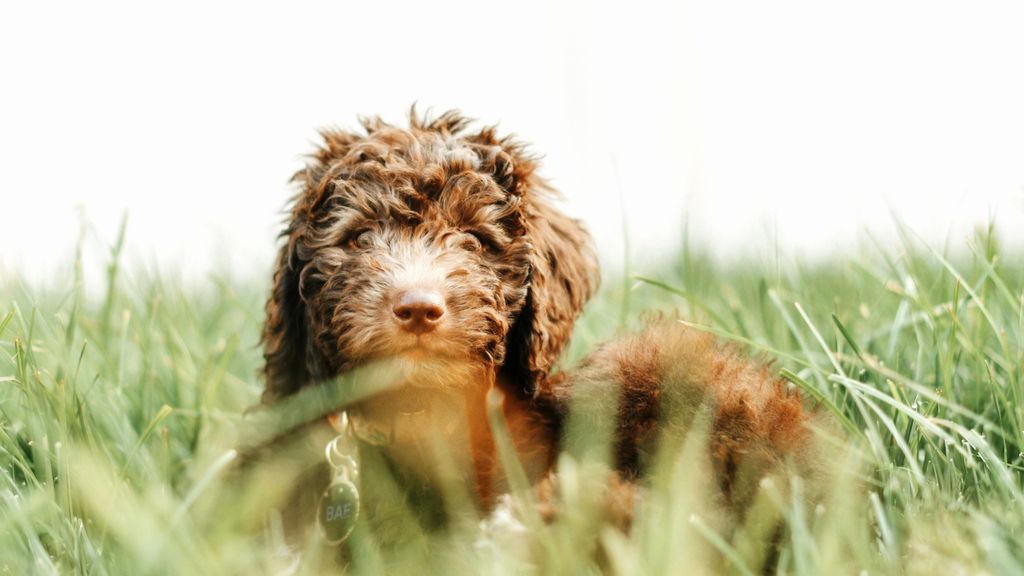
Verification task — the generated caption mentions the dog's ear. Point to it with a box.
[511,193,598,393]
[261,130,361,404]
[477,136,598,395]
[261,224,313,403]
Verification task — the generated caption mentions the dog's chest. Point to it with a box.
[348,387,479,487]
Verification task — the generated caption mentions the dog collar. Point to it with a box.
[332,409,396,447]
[329,408,422,447]
[335,399,462,448]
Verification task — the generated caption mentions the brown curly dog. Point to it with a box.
[259,109,824,545]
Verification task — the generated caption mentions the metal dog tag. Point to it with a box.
[318,433,360,545]
[318,475,360,545]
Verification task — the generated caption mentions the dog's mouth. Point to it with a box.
[359,343,491,393]
[389,339,456,361]
[378,329,478,361]
[342,337,468,370]
[399,337,441,354]
[338,318,501,385]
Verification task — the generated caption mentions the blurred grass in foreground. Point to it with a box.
[2,221,1023,575]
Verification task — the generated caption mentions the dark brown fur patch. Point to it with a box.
[560,320,821,515]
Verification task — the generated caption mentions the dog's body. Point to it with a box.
[258,110,823,555]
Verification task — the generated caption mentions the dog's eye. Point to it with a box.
[346,230,372,251]
[466,231,500,254]
[460,233,483,253]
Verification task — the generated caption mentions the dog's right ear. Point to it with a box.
[261,130,359,404]
[260,127,368,401]
[261,218,314,404]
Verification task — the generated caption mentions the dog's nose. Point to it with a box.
[392,290,446,333]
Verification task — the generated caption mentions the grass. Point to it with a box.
[2,220,1023,575]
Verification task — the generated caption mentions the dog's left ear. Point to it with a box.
[473,132,598,395]
[516,192,597,392]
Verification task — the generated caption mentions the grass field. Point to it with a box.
[2,221,1023,575]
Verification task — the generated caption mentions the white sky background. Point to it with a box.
[2,1,1023,287]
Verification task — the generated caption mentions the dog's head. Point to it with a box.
[261,110,597,403]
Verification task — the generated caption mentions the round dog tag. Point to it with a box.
[318,477,360,545]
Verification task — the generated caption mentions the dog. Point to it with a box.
[256,109,826,561]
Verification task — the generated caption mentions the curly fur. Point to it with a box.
[262,109,596,405]
[259,109,824,541]
[562,321,826,514]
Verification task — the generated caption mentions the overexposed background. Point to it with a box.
[3,1,1023,286]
